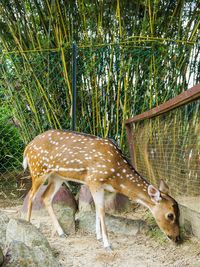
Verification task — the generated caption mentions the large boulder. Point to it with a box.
[78,185,135,214]
[5,219,60,267]
[22,185,78,234]
[77,211,147,236]
[6,218,52,251]
[0,211,9,249]
[4,241,59,267]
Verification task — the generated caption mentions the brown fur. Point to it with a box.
[24,130,180,246]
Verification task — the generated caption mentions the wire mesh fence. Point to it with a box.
[0,103,25,199]
[1,49,73,142]
[127,96,200,200]
[0,41,199,200]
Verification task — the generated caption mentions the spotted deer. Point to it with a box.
[23,130,180,249]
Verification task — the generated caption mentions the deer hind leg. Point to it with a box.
[27,176,46,222]
[41,175,64,237]
[90,187,111,249]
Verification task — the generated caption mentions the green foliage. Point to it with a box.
[0,1,199,148]
[0,0,199,180]
[0,104,24,172]
[0,1,199,49]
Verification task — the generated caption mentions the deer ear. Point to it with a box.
[159,180,169,194]
[148,185,161,203]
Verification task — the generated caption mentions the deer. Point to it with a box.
[23,129,180,250]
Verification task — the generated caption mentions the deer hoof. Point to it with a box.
[105,245,113,251]
[59,233,67,238]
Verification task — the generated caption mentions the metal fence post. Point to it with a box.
[72,42,77,131]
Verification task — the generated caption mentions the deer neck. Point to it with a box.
[113,166,155,210]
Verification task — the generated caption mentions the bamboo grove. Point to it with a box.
[0,0,199,152]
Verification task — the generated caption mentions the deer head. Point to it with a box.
[148,180,180,243]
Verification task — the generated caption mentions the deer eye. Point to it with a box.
[167,213,174,221]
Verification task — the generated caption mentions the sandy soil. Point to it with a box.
[49,232,200,267]
[2,204,200,267]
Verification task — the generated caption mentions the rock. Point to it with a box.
[5,219,60,266]
[78,185,135,214]
[0,246,4,266]
[4,241,60,267]
[53,204,76,234]
[104,191,135,213]
[6,219,51,251]
[78,185,94,211]
[77,211,147,236]
[21,185,77,234]
[22,185,77,212]
[0,211,9,249]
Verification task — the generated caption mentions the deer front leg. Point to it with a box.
[90,187,111,250]
[96,209,102,240]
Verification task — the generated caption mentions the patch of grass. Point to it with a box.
[147,226,167,244]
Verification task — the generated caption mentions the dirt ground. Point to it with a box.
[1,202,200,267]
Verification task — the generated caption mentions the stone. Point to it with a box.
[179,204,200,238]
[53,204,76,234]
[0,211,9,249]
[22,185,77,212]
[21,185,77,234]
[5,219,60,266]
[76,211,147,236]
[0,246,4,266]
[78,185,135,214]
[6,219,51,251]
[4,241,60,267]
[78,185,94,212]
[104,191,135,213]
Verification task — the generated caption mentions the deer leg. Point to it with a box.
[96,209,102,240]
[41,176,64,237]
[27,176,45,221]
[90,188,111,249]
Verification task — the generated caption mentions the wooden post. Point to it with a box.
[125,123,136,167]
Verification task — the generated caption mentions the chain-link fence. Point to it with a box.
[0,41,199,200]
[76,43,199,146]
[1,49,73,201]
[0,105,25,200]
[126,86,200,211]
